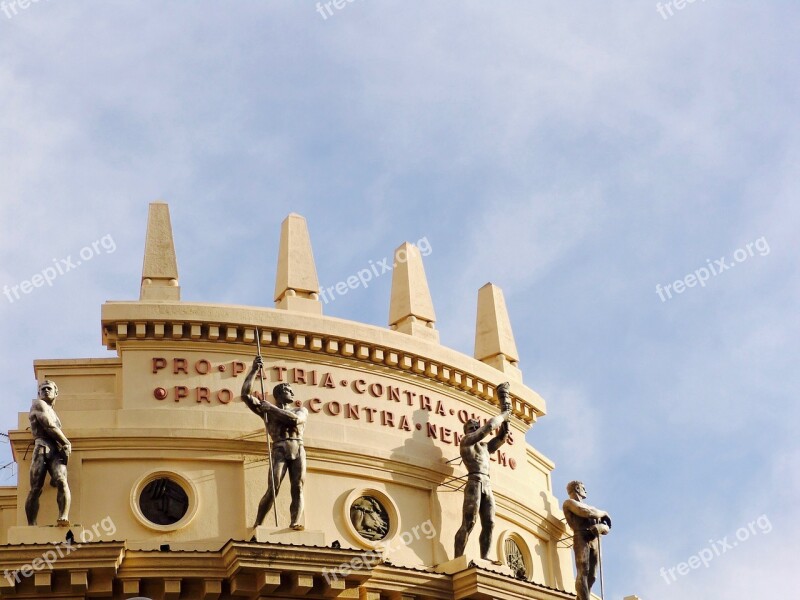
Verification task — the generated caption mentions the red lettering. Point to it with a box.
[507,430,514,445]
[387,386,401,402]
[174,386,188,401]
[273,366,287,381]
[345,404,360,419]
[307,398,322,413]
[404,391,416,406]
[457,409,470,424]
[217,389,232,404]
[196,387,210,403]
[152,357,167,373]
[398,415,412,431]
[419,395,432,411]
[232,361,245,376]
[364,407,377,422]
[496,451,507,467]
[441,427,452,444]
[369,383,384,398]
[454,431,464,445]
[435,400,446,416]
[310,370,318,385]
[326,401,341,416]
[426,423,438,439]
[293,368,307,384]
[173,359,188,375]
[381,411,395,428]
[353,379,367,394]
[195,359,210,374]
[321,373,335,389]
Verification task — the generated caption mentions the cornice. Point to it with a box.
[100,301,545,424]
[0,540,573,599]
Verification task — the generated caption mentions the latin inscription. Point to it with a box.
[149,357,517,469]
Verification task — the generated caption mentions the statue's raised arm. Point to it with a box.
[487,382,511,453]
[241,356,267,416]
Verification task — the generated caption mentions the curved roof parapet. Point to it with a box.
[105,202,546,423]
[100,301,546,423]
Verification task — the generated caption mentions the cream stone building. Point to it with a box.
[0,203,584,600]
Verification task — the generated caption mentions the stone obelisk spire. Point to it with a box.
[474,283,521,380]
[140,201,180,301]
[274,213,322,314]
[389,242,439,343]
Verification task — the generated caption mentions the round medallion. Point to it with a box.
[349,496,390,541]
[498,531,532,580]
[139,477,189,525]
[131,470,197,532]
[505,537,527,579]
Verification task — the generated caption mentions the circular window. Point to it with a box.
[139,478,189,525]
[131,471,197,532]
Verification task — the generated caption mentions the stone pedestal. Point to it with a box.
[7,525,86,545]
[253,527,326,546]
[434,555,515,577]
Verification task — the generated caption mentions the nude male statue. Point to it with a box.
[25,380,71,526]
[453,382,511,561]
[242,356,308,530]
[562,481,611,600]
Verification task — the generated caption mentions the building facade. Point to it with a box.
[0,203,579,600]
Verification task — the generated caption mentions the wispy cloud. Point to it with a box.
[0,4,798,598]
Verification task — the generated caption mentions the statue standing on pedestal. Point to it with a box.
[454,382,511,561]
[562,481,611,600]
[242,357,308,530]
[25,380,71,526]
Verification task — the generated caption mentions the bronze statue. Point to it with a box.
[453,382,511,560]
[242,357,308,530]
[25,380,71,526]
[562,481,611,600]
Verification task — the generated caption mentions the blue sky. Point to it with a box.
[1,2,798,598]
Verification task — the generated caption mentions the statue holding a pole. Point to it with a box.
[562,481,612,600]
[241,330,308,530]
